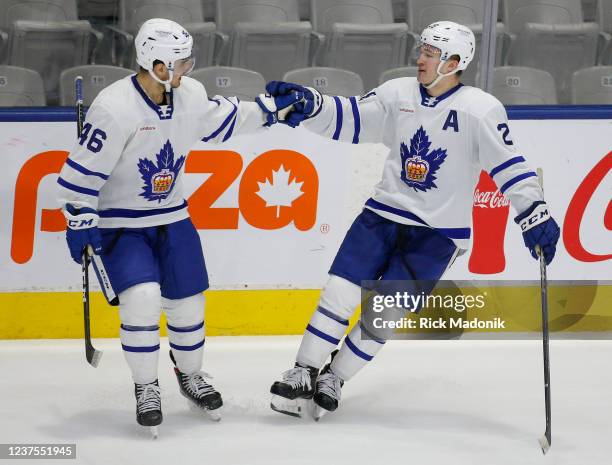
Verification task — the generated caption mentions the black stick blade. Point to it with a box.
[86,342,102,368]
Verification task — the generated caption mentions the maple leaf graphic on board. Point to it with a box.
[255,165,304,217]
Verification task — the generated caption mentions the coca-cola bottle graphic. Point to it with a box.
[469,171,511,274]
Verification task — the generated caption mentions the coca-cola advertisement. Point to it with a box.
[458,148,611,280]
[469,171,511,274]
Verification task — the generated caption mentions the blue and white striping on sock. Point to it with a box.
[330,321,385,381]
[296,275,362,368]
[164,293,205,375]
[297,306,349,368]
[119,283,162,384]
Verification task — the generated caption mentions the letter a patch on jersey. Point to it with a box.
[400,126,447,192]
[138,140,185,203]
[442,110,459,132]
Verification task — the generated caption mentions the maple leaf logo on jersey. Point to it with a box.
[138,140,185,203]
[400,126,447,192]
[256,165,304,217]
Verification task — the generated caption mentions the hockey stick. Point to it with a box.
[76,76,102,368]
[536,167,551,454]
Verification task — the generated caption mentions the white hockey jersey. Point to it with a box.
[303,77,544,249]
[57,75,266,228]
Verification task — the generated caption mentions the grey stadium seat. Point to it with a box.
[571,66,612,103]
[201,0,215,21]
[311,0,410,90]
[297,0,310,20]
[392,0,407,21]
[0,65,45,106]
[76,0,119,65]
[59,65,133,105]
[108,0,218,70]
[0,0,102,104]
[190,66,265,101]
[595,0,612,64]
[379,66,417,84]
[214,0,313,82]
[284,67,364,96]
[407,0,492,28]
[405,0,507,86]
[76,0,118,19]
[583,0,599,22]
[491,66,557,104]
[503,0,599,103]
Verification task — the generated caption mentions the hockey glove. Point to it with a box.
[63,204,103,264]
[514,201,560,265]
[255,91,304,127]
[265,81,323,126]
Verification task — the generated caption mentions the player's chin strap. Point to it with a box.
[423,61,460,89]
[148,68,173,93]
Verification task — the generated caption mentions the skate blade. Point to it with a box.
[206,408,222,422]
[313,404,330,421]
[539,435,550,454]
[270,395,303,418]
[148,426,159,439]
[187,400,222,422]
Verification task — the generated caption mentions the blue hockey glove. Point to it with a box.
[265,81,306,96]
[514,201,560,265]
[265,81,323,126]
[255,91,304,127]
[63,204,103,264]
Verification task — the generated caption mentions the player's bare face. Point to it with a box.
[416,44,442,85]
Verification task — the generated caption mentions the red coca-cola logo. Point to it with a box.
[473,188,511,208]
[563,151,612,262]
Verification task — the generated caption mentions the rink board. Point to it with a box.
[1,284,611,339]
[0,106,611,339]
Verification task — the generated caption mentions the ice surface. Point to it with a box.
[1,337,611,465]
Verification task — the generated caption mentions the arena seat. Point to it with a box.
[284,66,364,96]
[503,0,598,103]
[491,66,557,104]
[215,0,312,81]
[59,64,132,105]
[0,0,102,104]
[571,65,612,103]
[310,0,410,90]
[190,66,265,101]
[379,65,417,84]
[0,65,45,106]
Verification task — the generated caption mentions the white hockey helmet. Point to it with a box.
[419,21,476,88]
[135,18,194,91]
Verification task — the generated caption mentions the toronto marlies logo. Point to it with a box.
[138,140,185,203]
[400,126,447,192]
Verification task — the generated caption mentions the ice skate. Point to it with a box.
[170,351,223,421]
[135,380,162,438]
[313,363,343,421]
[270,363,318,417]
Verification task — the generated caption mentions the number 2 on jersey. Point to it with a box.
[78,122,107,153]
[496,123,514,146]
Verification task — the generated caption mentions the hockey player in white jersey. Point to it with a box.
[56,18,298,433]
[263,21,561,419]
